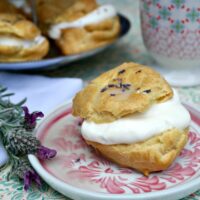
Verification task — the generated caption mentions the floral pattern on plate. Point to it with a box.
[38,104,200,195]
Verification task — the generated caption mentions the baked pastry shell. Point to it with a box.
[72,62,173,123]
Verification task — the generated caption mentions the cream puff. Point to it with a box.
[72,62,191,176]
[0,13,49,62]
[36,0,120,55]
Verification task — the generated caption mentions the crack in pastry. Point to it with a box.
[72,62,191,175]
[0,13,49,62]
[36,0,120,55]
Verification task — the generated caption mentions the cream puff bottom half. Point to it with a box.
[86,128,189,176]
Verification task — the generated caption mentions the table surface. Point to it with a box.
[1,0,200,199]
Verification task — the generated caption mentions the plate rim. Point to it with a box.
[29,101,200,200]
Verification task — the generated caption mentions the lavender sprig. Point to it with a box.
[0,86,57,190]
[10,159,41,191]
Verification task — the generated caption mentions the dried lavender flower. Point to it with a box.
[12,159,41,191]
[136,70,142,73]
[22,106,44,131]
[143,89,151,94]
[24,170,41,191]
[7,129,40,155]
[37,146,57,160]
[100,87,107,93]
[122,84,131,90]
[118,69,126,74]
[108,84,116,88]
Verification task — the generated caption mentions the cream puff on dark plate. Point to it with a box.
[36,0,120,55]
[72,62,191,176]
[0,13,49,62]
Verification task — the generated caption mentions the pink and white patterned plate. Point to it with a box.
[29,102,200,200]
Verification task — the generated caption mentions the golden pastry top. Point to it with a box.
[0,13,41,39]
[36,0,98,24]
[72,62,173,123]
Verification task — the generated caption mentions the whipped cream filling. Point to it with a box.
[9,0,31,14]
[0,35,45,49]
[48,4,117,39]
[81,89,191,145]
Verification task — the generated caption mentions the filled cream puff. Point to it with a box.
[36,0,120,55]
[72,62,191,176]
[0,13,49,62]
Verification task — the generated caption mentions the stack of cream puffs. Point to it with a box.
[72,62,191,176]
[0,0,120,62]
